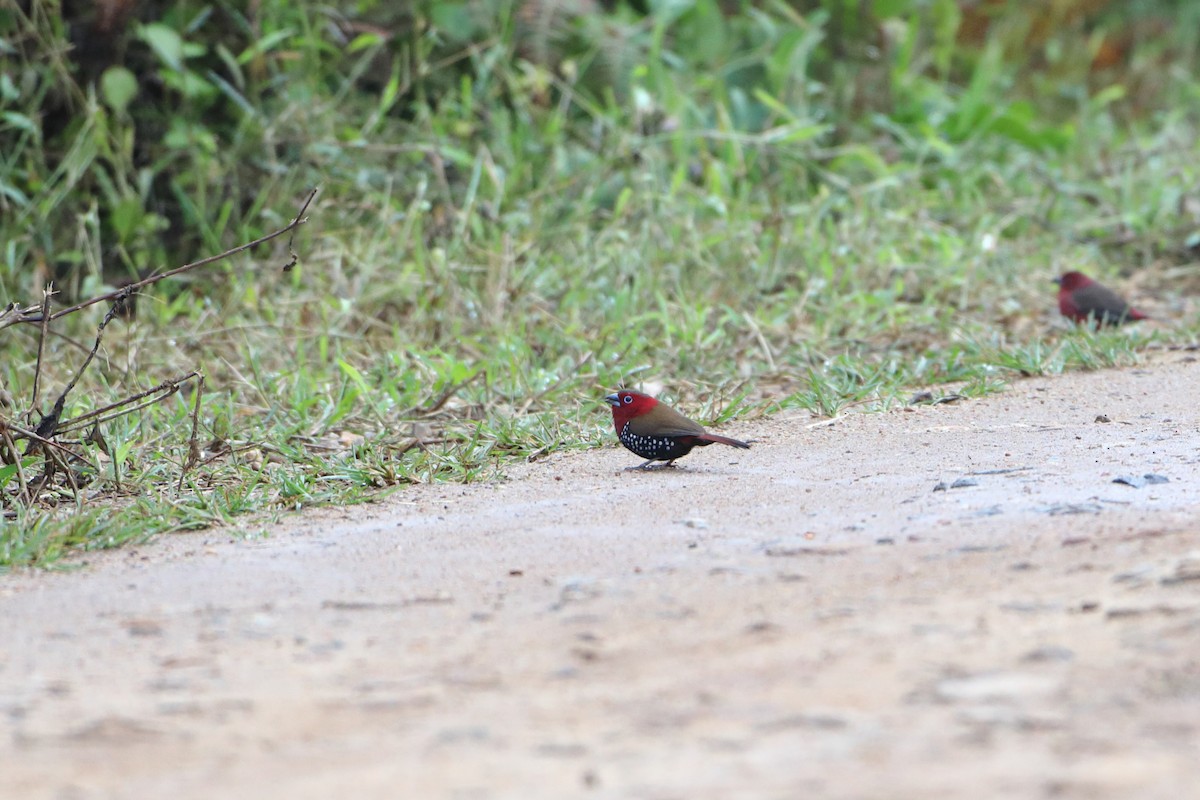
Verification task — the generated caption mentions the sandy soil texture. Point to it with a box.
[4,355,1200,799]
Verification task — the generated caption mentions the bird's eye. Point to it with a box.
[623,395,632,404]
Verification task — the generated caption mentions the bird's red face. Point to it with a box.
[1055,271,1093,292]
[605,391,658,430]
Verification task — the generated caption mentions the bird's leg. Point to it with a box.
[623,459,683,471]
[625,458,676,471]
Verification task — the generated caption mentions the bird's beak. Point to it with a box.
[604,393,620,408]
[1052,276,1062,286]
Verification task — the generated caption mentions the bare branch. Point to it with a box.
[56,371,201,434]
[0,418,100,473]
[47,446,81,506]
[178,373,206,492]
[0,188,318,330]
[0,188,317,507]
[0,303,41,330]
[1,428,30,505]
[37,298,123,441]
[282,187,318,271]
[27,286,54,424]
[418,375,477,418]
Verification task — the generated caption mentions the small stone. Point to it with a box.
[1000,601,1060,614]
[1162,553,1200,586]
[1113,564,1156,585]
[1021,645,1074,663]
[123,619,163,637]
[756,713,847,731]
[764,542,850,557]
[1113,475,1146,488]
[956,544,1007,553]
[1106,604,1193,619]
[1113,474,1167,488]
[1045,503,1103,515]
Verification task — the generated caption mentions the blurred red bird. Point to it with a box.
[1055,271,1148,326]
[605,390,750,470]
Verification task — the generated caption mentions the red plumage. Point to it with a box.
[1055,271,1148,326]
[605,391,750,469]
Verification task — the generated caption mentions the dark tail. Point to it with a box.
[699,433,750,449]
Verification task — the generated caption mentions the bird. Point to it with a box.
[604,390,750,470]
[1054,271,1149,327]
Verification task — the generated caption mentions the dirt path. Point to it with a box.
[4,356,1200,799]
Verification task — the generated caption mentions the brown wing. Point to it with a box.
[626,402,707,438]
[1072,282,1132,319]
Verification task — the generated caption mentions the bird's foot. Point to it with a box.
[625,460,678,471]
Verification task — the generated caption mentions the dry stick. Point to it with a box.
[1,428,30,505]
[178,373,206,492]
[0,302,41,330]
[56,371,201,434]
[1,420,101,473]
[29,454,56,501]
[281,193,311,271]
[73,385,188,431]
[27,287,53,424]
[22,342,194,501]
[39,300,125,440]
[3,423,93,506]
[199,441,263,466]
[0,425,17,465]
[419,375,478,418]
[2,188,318,330]
[31,183,313,434]
[3,189,315,502]
[46,446,81,506]
[42,187,318,322]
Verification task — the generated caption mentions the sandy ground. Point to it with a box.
[4,355,1200,799]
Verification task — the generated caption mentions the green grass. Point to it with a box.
[2,1,1200,568]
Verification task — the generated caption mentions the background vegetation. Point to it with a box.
[2,0,1199,566]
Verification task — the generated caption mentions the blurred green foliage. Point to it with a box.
[2,0,1195,300]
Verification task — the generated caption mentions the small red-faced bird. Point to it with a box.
[605,390,750,470]
[1054,271,1149,327]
